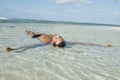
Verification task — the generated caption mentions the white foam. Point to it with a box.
[110,27,120,31]
[0,17,9,20]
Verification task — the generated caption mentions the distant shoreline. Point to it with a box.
[0,18,120,27]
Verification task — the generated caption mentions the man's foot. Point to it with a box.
[4,46,14,53]
[25,29,36,37]
[25,29,31,34]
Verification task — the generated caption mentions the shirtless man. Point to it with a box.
[4,29,65,52]
[4,29,112,52]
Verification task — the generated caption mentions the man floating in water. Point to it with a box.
[4,29,112,52]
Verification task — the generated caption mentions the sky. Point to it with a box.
[0,0,120,24]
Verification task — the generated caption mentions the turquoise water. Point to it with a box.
[0,19,120,80]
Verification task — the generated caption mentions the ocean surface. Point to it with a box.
[0,19,120,80]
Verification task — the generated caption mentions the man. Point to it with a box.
[4,29,112,52]
[4,29,66,52]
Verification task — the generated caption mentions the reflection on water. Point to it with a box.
[0,22,120,80]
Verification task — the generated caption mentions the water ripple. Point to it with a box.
[0,23,120,80]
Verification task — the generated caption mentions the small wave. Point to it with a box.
[110,27,120,31]
[0,17,9,20]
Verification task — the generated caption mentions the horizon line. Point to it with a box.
[0,17,120,26]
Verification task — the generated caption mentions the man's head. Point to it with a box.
[52,34,66,47]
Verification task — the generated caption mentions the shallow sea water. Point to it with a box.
[0,22,120,80]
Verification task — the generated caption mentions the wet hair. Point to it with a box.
[53,42,66,47]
